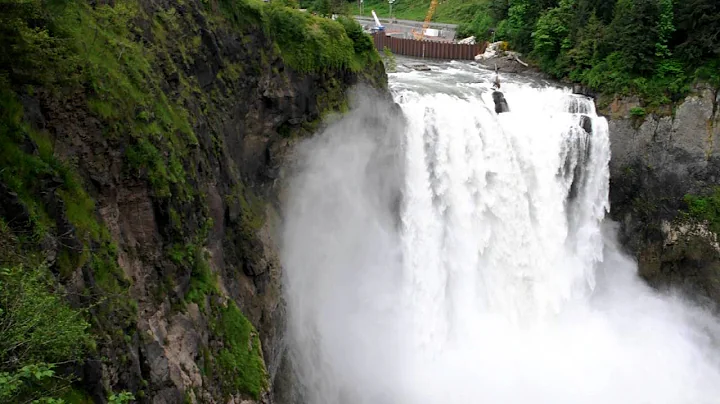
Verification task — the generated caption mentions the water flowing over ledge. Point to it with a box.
[281,63,720,404]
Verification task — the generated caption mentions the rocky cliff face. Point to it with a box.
[0,0,386,402]
[606,84,720,306]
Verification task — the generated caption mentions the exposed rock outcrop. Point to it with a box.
[607,84,720,306]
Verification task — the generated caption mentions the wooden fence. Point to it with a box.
[373,33,486,60]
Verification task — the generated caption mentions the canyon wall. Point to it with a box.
[606,85,720,306]
[0,0,386,402]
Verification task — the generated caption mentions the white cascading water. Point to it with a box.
[281,63,720,404]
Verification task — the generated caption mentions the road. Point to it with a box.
[354,16,458,40]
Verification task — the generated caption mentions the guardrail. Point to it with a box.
[373,33,486,60]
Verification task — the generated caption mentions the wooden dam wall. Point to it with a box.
[373,33,486,60]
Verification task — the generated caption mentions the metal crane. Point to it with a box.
[413,0,438,40]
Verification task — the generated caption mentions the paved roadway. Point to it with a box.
[354,16,458,41]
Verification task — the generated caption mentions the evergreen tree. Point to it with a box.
[487,0,510,22]
[604,0,660,74]
[532,0,575,74]
[673,0,720,64]
[566,13,605,80]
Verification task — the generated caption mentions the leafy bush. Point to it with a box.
[383,47,397,73]
[276,0,299,9]
[0,363,62,403]
[629,107,647,118]
[457,10,495,42]
[338,16,374,54]
[695,59,720,89]
[0,265,92,402]
[108,391,135,404]
[309,0,348,16]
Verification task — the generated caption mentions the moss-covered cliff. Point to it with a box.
[0,0,385,402]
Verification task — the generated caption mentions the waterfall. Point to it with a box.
[281,67,720,404]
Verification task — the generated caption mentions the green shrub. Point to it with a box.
[277,0,299,8]
[695,59,720,89]
[309,0,348,17]
[108,391,135,404]
[684,188,720,234]
[185,248,217,308]
[338,16,374,54]
[0,363,62,403]
[629,107,647,118]
[382,46,397,73]
[0,265,92,402]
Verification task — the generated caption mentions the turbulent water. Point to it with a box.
[281,61,720,404]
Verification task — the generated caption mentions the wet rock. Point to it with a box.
[608,84,720,306]
[492,91,509,113]
[408,64,431,71]
[152,388,184,404]
[145,341,170,384]
[572,84,596,99]
[579,115,592,134]
[638,219,720,304]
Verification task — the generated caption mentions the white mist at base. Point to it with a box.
[281,69,720,404]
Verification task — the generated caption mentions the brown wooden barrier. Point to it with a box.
[373,33,486,60]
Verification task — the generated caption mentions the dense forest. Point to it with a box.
[457,0,720,106]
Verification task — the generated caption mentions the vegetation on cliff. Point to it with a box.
[0,262,90,403]
[0,0,381,400]
[685,189,720,235]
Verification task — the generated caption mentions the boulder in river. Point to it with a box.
[409,64,431,71]
[492,91,509,113]
[579,115,592,134]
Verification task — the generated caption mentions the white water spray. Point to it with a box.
[282,66,720,404]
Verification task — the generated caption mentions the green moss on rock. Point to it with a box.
[211,300,268,400]
[684,187,720,234]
